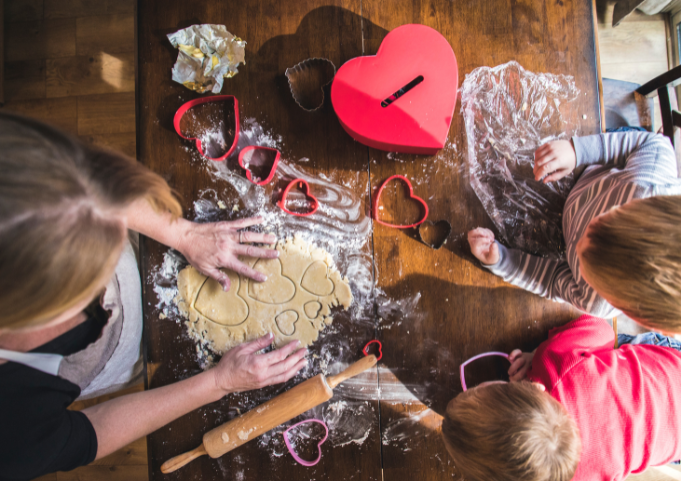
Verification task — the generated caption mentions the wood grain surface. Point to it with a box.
[136,1,600,480]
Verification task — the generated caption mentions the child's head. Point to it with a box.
[578,196,681,333]
[441,382,580,481]
[0,112,182,330]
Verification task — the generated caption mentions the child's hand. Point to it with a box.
[468,228,500,265]
[508,349,535,382]
[533,140,576,183]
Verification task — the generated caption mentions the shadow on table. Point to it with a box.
[377,273,576,416]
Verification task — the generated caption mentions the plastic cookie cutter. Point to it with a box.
[278,179,319,216]
[283,419,329,467]
[238,146,281,185]
[362,340,383,361]
[173,95,240,161]
[372,175,429,229]
[459,351,510,391]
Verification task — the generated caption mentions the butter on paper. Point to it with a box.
[167,24,246,93]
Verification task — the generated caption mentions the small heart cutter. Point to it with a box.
[418,220,452,250]
[174,95,240,161]
[238,146,280,185]
[283,419,329,467]
[285,58,336,112]
[278,179,319,216]
[363,340,383,361]
[372,174,429,229]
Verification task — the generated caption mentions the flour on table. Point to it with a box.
[175,236,353,353]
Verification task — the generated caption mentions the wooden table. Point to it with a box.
[137,1,600,479]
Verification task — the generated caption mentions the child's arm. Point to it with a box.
[468,228,617,317]
[534,132,675,183]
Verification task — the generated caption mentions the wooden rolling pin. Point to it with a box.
[161,354,377,473]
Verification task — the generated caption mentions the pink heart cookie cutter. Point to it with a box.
[372,174,429,229]
[278,179,319,216]
[238,146,281,185]
[173,95,240,161]
[283,419,329,467]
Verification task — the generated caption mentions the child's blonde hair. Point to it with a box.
[0,112,182,329]
[580,196,681,332]
[441,382,580,481]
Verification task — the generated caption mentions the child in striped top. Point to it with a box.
[468,132,681,332]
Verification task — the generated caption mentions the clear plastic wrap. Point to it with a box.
[461,61,580,258]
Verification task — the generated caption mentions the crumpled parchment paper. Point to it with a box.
[167,24,246,93]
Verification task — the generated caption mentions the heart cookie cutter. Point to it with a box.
[460,351,510,391]
[417,220,452,250]
[363,340,383,361]
[173,95,240,161]
[278,179,319,216]
[373,175,429,229]
[238,146,280,186]
[283,419,329,467]
[285,58,336,112]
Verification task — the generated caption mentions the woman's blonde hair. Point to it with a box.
[0,112,181,329]
[580,196,681,332]
[441,382,580,481]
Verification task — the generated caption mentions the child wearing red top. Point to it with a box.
[442,315,681,481]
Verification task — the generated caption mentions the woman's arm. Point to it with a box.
[83,334,307,459]
[125,199,278,291]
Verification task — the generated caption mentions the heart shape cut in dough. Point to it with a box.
[331,24,458,154]
[283,419,329,467]
[248,258,296,304]
[418,220,452,250]
[238,146,280,186]
[372,175,429,229]
[173,95,240,161]
[304,301,322,319]
[300,261,335,296]
[278,179,319,217]
[195,272,249,326]
[274,310,299,336]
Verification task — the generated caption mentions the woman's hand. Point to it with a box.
[212,334,308,394]
[468,228,500,265]
[533,140,577,183]
[176,217,278,291]
[508,349,535,382]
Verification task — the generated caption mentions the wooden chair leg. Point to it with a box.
[659,86,675,147]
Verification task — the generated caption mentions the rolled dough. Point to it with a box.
[175,237,353,353]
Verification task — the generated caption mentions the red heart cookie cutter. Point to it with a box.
[363,340,383,361]
[278,179,319,217]
[331,24,458,154]
[173,95,240,161]
[238,146,280,186]
[372,175,429,229]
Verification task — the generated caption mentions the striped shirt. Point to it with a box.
[485,132,681,317]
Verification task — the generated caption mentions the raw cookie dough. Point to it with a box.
[175,236,353,353]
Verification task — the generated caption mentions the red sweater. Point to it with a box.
[526,315,681,481]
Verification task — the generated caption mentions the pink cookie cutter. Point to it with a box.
[173,95,240,161]
[278,179,319,216]
[363,340,383,361]
[372,175,429,229]
[283,419,329,467]
[459,351,510,391]
[238,146,281,185]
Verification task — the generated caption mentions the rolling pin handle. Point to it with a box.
[160,444,207,474]
[326,354,377,389]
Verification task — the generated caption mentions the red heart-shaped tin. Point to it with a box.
[331,24,458,155]
[278,179,319,217]
[173,95,240,161]
[373,175,428,228]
